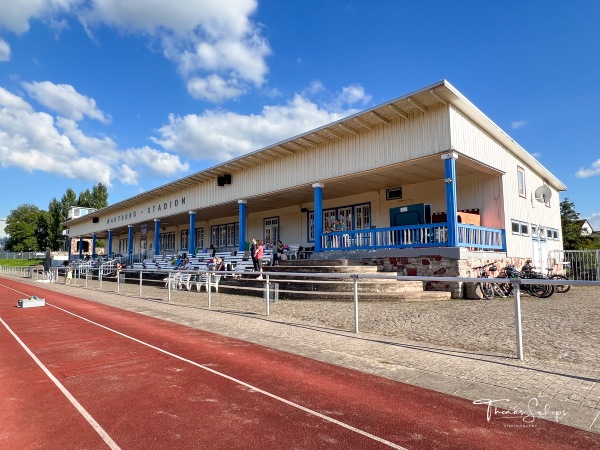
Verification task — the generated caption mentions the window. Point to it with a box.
[159,232,175,253]
[323,209,336,231]
[210,222,239,248]
[511,220,529,236]
[118,238,128,253]
[195,227,204,250]
[180,230,188,250]
[264,217,279,246]
[308,212,315,241]
[546,228,559,240]
[517,166,526,198]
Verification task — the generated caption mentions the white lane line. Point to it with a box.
[47,302,407,450]
[0,317,121,450]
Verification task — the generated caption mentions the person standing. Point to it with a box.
[250,237,258,271]
[255,239,264,280]
[65,266,73,284]
[273,239,285,265]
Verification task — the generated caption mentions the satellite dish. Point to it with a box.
[534,185,552,203]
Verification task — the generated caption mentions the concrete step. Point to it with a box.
[219,280,451,301]
[268,265,379,274]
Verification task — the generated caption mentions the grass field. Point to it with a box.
[0,259,44,267]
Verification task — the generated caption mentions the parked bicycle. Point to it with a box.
[473,262,500,300]
[544,267,571,293]
[501,263,554,298]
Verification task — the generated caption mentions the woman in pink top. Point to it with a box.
[255,239,264,280]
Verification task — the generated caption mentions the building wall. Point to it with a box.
[449,105,562,258]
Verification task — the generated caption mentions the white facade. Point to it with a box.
[64,80,566,264]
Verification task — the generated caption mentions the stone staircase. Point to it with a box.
[220,259,451,301]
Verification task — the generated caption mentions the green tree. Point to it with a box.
[60,188,77,220]
[90,183,109,209]
[47,198,63,250]
[560,198,586,250]
[5,205,43,251]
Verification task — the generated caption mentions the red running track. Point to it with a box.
[1,278,599,449]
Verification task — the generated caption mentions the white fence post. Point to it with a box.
[353,275,359,333]
[513,281,524,361]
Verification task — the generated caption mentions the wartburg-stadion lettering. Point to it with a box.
[106,197,186,225]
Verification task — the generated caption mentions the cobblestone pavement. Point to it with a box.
[4,274,600,434]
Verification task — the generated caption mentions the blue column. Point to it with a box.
[442,152,459,247]
[67,237,72,260]
[92,233,97,257]
[127,225,134,263]
[188,210,196,256]
[238,200,247,253]
[153,219,160,256]
[107,229,113,257]
[312,183,324,252]
[78,236,83,259]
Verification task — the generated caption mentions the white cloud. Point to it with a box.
[0,0,79,34]
[0,86,33,111]
[118,164,138,185]
[86,0,269,102]
[153,84,368,161]
[22,81,110,123]
[576,158,600,178]
[0,85,189,186]
[187,75,245,103]
[121,146,189,177]
[0,0,270,103]
[588,213,600,231]
[0,38,10,61]
[511,120,527,130]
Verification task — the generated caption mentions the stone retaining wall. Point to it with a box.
[363,254,542,299]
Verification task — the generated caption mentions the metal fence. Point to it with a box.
[2,265,599,362]
[549,249,600,281]
[0,251,46,260]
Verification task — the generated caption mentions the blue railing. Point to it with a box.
[319,223,505,252]
[457,224,505,250]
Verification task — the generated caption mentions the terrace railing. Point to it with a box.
[319,223,505,252]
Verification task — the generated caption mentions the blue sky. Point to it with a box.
[0,1,599,229]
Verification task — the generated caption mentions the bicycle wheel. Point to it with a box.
[540,284,555,298]
[527,283,550,298]
[550,275,571,293]
[492,283,508,298]
[478,282,494,300]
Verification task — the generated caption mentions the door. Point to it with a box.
[140,236,147,259]
[532,236,548,274]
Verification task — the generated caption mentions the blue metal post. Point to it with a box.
[153,219,160,256]
[107,229,113,257]
[78,236,83,259]
[127,225,134,264]
[188,211,196,256]
[442,152,459,247]
[312,183,324,252]
[238,200,247,253]
[92,233,97,256]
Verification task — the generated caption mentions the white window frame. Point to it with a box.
[517,166,526,198]
[511,219,530,236]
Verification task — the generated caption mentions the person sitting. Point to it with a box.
[213,256,225,271]
[178,257,191,270]
[522,259,534,274]
[273,239,285,265]
[173,255,183,268]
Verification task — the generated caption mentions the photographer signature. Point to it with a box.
[473,397,569,423]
